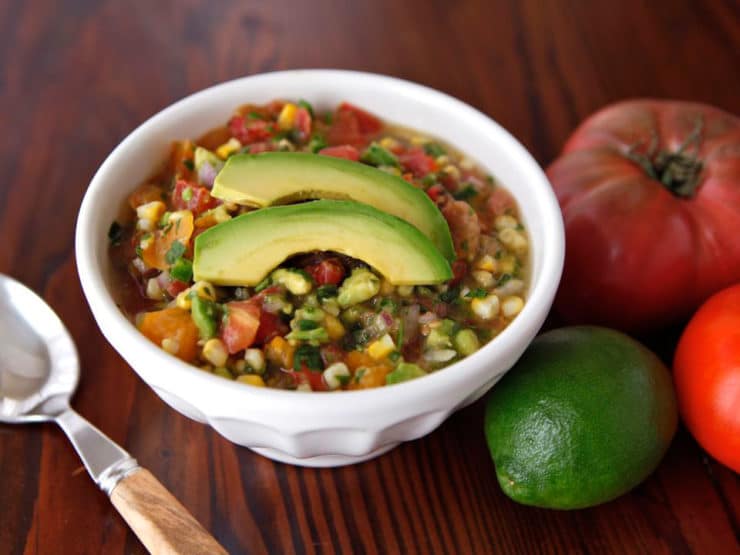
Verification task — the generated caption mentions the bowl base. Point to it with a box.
[251,442,399,467]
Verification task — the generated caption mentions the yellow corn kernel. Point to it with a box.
[501,296,525,318]
[397,285,414,297]
[324,314,346,341]
[367,333,396,360]
[498,254,517,274]
[202,338,228,367]
[277,103,298,130]
[191,281,217,301]
[136,201,166,223]
[494,214,519,230]
[175,289,192,310]
[265,336,294,369]
[216,137,242,159]
[475,254,497,272]
[472,270,494,288]
[161,338,180,356]
[379,137,400,150]
[237,374,266,387]
[498,228,528,255]
[410,135,429,145]
[379,279,395,296]
[442,164,460,180]
[471,295,500,320]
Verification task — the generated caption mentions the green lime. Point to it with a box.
[484,326,677,509]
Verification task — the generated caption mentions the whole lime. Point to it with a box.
[484,326,677,509]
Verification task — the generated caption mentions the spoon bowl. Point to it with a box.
[0,274,226,554]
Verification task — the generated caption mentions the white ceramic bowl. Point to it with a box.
[76,70,564,467]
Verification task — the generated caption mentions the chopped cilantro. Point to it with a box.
[108,221,124,246]
[183,159,195,172]
[423,142,446,157]
[294,344,322,371]
[297,319,320,331]
[466,288,487,299]
[308,134,328,153]
[497,274,513,286]
[378,297,398,314]
[170,257,193,282]
[453,184,477,201]
[354,368,367,383]
[516,223,525,231]
[165,240,186,265]
[324,112,333,125]
[316,284,338,300]
[248,111,264,120]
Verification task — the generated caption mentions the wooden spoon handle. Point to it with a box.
[110,468,227,555]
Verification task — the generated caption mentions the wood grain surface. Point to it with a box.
[1,0,738,553]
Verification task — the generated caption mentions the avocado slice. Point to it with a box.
[193,200,453,286]
[210,152,455,261]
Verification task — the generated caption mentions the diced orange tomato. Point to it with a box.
[348,365,392,390]
[169,140,195,181]
[265,336,295,369]
[221,301,261,354]
[138,307,199,362]
[141,210,194,270]
[128,184,164,210]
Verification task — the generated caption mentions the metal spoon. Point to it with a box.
[0,274,226,555]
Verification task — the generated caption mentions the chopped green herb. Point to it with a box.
[494,250,504,260]
[255,276,271,292]
[486,175,495,184]
[388,351,402,362]
[135,245,143,258]
[294,344,323,371]
[466,288,488,299]
[183,159,195,172]
[378,297,398,314]
[453,184,477,201]
[165,240,186,265]
[308,134,328,153]
[298,99,314,118]
[354,368,367,383]
[316,284,338,300]
[497,274,513,286]
[248,111,264,120]
[297,319,320,331]
[324,112,333,125]
[337,373,351,386]
[361,142,399,168]
[108,221,124,246]
[181,186,193,202]
[515,223,525,231]
[423,142,446,157]
[170,257,193,282]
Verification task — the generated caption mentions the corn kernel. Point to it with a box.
[397,285,414,297]
[460,157,475,171]
[323,362,351,390]
[265,336,294,369]
[435,155,450,166]
[244,348,265,373]
[161,338,180,356]
[471,294,500,320]
[495,215,518,230]
[277,103,298,130]
[410,135,430,145]
[202,338,228,367]
[233,359,247,373]
[495,278,525,297]
[475,254,497,272]
[502,296,525,318]
[498,228,528,255]
[175,289,192,309]
[367,333,396,360]
[442,164,460,180]
[216,137,242,159]
[379,137,401,150]
[191,281,217,301]
[237,374,266,387]
[324,314,346,341]
[498,254,517,274]
[472,270,494,288]
[136,201,166,223]
[295,382,312,392]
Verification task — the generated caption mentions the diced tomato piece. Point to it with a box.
[426,184,446,202]
[318,145,360,161]
[172,180,218,215]
[295,365,328,391]
[305,258,345,286]
[326,108,363,147]
[337,102,382,134]
[450,259,468,287]
[157,272,189,298]
[221,301,261,354]
[295,107,312,141]
[254,311,288,346]
[398,147,438,178]
[141,210,194,271]
[244,141,274,154]
[320,344,344,367]
[228,115,273,144]
[128,184,164,210]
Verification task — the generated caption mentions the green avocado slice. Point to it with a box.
[210,152,455,261]
[192,200,453,286]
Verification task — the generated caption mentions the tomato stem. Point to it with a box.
[625,118,704,198]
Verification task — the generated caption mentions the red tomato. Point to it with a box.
[156,273,189,298]
[426,184,446,202]
[673,284,740,473]
[326,102,382,147]
[295,107,312,140]
[221,301,261,354]
[172,180,218,215]
[398,147,437,177]
[253,311,288,346]
[295,365,328,392]
[305,258,345,285]
[228,115,273,144]
[547,100,740,332]
[318,145,360,161]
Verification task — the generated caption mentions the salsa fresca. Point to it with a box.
[108,100,529,391]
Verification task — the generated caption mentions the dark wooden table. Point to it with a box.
[1,1,738,553]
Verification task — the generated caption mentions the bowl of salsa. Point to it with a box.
[76,70,564,466]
